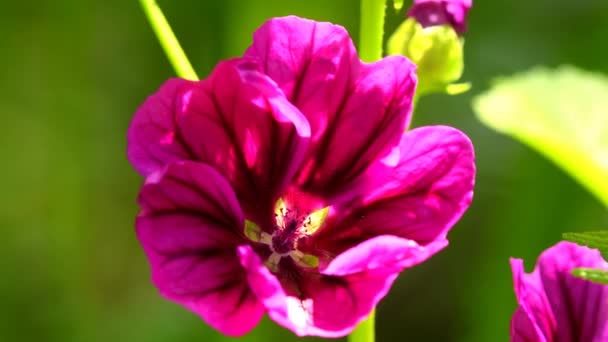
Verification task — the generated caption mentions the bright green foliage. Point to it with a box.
[387,18,466,96]
[359,0,387,62]
[572,268,608,285]
[473,66,608,208]
[563,231,608,260]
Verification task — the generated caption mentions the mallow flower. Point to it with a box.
[127,16,475,337]
[408,0,472,35]
[510,241,608,342]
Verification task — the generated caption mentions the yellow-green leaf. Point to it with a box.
[562,231,608,260]
[473,66,608,207]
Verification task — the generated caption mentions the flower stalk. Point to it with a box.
[359,0,388,62]
[139,0,199,80]
[349,309,376,342]
[349,2,388,341]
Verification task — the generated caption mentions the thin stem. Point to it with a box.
[139,0,199,80]
[349,309,376,342]
[350,1,386,341]
[359,0,388,62]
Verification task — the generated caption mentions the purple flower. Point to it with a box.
[510,242,608,342]
[128,16,475,337]
[408,0,472,34]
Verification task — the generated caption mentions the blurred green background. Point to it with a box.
[2,0,607,341]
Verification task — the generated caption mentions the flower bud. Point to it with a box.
[387,18,468,96]
[408,0,472,35]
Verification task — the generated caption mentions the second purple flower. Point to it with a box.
[510,242,608,342]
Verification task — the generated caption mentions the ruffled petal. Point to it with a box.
[175,59,310,224]
[321,235,447,276]
[536,242,608,341]
[510,242,608,342]
[238,236,444,337]
[127,78,199,176]
[510,307,548,342]
[245,16,417,198]
[309,126,474,255]
[137,161,263,336]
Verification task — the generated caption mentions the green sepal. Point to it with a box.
[387,18,466,96]
[244,220,262,242]
[290,250,320,268]
[572,268,608,285]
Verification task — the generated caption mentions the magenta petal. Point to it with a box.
[238,243,366,337]
[239,237,444,337]
[311,126,474,254]
[510,242,608,342]
[322,235,447,276]
[245,16,355,108]
[510,307,548,342]
[245,16,417,197]
[537,242,608,341]
[137,161,263,336]
[237,245,311,334]
[175,59,310,223]
[127,78,198,176]
[298,56,417,196]
[306,236,447,335]
[510,258,553,342]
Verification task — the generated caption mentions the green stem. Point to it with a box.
[139,0,199,80]
[349,309,376,342]
[359,0,388,62]
[349,2,386,342]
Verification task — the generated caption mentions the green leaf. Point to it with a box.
[562,231,608,259]
[572,268,608,285]
[473,66,608,207]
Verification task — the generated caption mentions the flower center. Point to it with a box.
[271,229,297,255]
[243,197,329,272]
[270,202,304,255]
